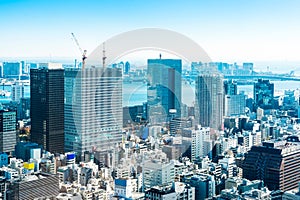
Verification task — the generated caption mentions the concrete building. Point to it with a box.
[79,167,92,186]
[142,160,175,190]
[191,126,212,161]
[183,174,216,200]
[145,182,194,200]
[169,117,193,135]
[6,173,59,199]
[242,140,300,191]
[114,178,137,199]
[15,142,41,162]
[145,187,176,200]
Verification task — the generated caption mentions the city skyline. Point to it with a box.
[1,0,300,66]
[1,1,300,199]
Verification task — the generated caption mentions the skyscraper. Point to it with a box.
[242,140,300,191]
[224,80,237,95]
[0,110,16,154]
[254,79,274,109]
[195,72,224,130]
[124,61,130,74]
[64,67,122,161]
[11,82,24,102]
[147,59,182,123]
[224,80,246,117]
[224,95,246,116]
[30,63,64,153]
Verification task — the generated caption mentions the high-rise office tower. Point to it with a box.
[0,110,16,153]
[195,72,224,130]
[124,61,130,74]
[30,63,64,153]
[224,80,246,116]
[254,79,274,109]
[64,67,122,161]
[147,59,182,124]
[242,140,300,191]
[224,80,237,95]
[11,82,24,102]
[224,95,246,116]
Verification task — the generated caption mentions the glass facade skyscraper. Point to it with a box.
[224,80,237,95]
[147,59,182,124]
[64,67,122,160]
[30,67,65,153]
[224,80,246,116]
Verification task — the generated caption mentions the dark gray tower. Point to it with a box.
[30,64,64,153]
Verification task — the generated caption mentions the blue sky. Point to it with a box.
[1,0,300,64]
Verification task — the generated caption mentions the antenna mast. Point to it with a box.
[102,42,107,68]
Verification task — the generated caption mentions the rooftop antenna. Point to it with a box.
[71,33,87,69]
[102,42,107,68]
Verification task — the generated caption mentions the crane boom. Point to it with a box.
[71,32,87,69]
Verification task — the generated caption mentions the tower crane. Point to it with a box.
[71,32,87,69]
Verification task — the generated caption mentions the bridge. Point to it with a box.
[224,75,300,81]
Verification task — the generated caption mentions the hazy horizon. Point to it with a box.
[1,56,300,74]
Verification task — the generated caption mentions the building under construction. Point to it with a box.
[64,67,123,163]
